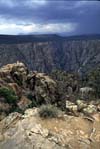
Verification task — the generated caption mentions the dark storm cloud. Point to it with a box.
[0,1,78,23]
[0,0,100,35]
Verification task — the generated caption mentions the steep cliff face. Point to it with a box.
[61,40,100,74]
[0,34,100,73]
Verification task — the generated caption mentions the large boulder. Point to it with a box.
[0,62,28,87]
[26,72,58,104]
[76,100,88,111]
[80,87,94,99]
[83,104,97,115]
[10,62,28,86]
[66,100,78,115]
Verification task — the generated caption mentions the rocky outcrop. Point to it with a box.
[0,108,100,149]
[0,62,100,119]
[65,99,99,116]
[80,87,95,99]
[26,72,57,104]
[0,62,58,119]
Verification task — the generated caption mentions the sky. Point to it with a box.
[0,0,100,35]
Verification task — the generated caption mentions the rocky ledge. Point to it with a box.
[0,108,100,149]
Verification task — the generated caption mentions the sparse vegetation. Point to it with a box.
[27,93,38,107]
[0,87,18,104]
[82,67,100,98]
[27,93,33,101]
[39,104,60,118]
[87,67,100,97]
[50,70,80,106]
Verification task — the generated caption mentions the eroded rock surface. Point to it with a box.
[0,108,100,149]
[0,62,57,119]
[0,62,100,149]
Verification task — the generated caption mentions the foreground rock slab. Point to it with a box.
[0,108,100,149]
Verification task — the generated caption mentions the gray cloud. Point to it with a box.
[0,0,100,35]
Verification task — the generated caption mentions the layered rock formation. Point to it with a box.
[0,34,100,74]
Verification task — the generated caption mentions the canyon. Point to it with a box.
[0,34,100,74]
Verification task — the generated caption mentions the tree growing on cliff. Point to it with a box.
[86,67,100,97]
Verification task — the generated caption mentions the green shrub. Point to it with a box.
[39,104,59,118]
[27,93,38,107]
[0,87,18,104]
[82,67,100,98]
[14,107,24,114]
[27,93,33,101]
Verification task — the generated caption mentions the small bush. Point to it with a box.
[14,107,24,114]
[39,104,59,118]
[27,93,33,101]
[0,87,18,104]
[27,93,38,107]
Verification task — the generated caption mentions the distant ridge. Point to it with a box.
[0,33,100,74]
[0,34,100,44]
